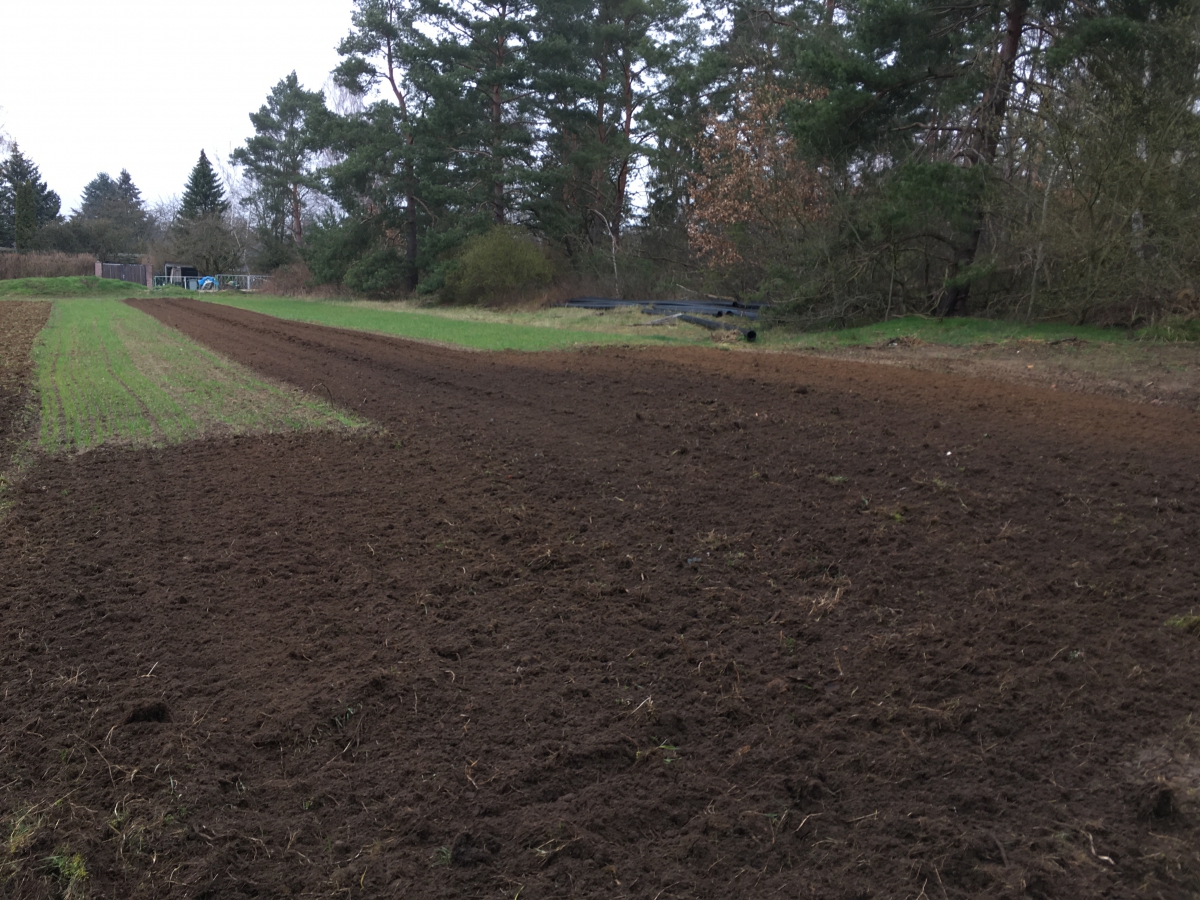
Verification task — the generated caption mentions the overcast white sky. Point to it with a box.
[0,0,357,213]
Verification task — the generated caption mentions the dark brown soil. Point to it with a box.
[0,301,50,490]
[802,337,1200,412]
[2,296,1199,899]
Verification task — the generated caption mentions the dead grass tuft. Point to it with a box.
[807,586,845,618]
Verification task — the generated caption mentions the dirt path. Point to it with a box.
[1,296,1197,899]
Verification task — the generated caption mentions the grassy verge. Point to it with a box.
[0,276,201,299]
[1137,317,1200,342]
[7,277,1195,347]
[210,296,1173,352]
[0,276,152,299]
[34,299,365,452]
[761,315,1121,349]
[203,295,709,351]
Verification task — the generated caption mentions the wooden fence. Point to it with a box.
[95,261,151,288]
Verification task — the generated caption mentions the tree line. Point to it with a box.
[0,145,237,273]
[5,0,1200,324]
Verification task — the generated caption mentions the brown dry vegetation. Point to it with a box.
[0,251,95,280]
[688,87,828,269]
[258,261,347,298]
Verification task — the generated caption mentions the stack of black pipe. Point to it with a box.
[563,297,760,341]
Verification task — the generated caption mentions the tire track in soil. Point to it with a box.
[92,313,166,446]
[0,296,1196,899]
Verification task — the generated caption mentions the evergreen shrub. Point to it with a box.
[442,227,553,305]
[343,246,410,297]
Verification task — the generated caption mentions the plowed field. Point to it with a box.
[0,301,49,487]
[2,296,1198,899]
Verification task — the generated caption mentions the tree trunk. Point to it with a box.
[384,37,419,291]
[937,0,1027,317]
[291,181,304,247]
[609,52,639,248]
[405,159,419,292]
[493,81,506,225]
[489,3,510,225]
[939,231,983,316]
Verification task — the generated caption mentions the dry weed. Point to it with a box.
[807,586,845,618]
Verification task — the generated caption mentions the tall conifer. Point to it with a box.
[179,151,230,219]
[14,181,36,249]
[74,169,150,258]
[335,0,429,291]
[0,145,60,247]
[117,169,142,205]
[231,72,327,250]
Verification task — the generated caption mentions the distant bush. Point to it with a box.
[0,251,95,280]
[442,227,553,305]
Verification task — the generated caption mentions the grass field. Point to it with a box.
[0,276,200,300]
[2,278,1195,417]
[0,277,1177,350]
[0,276,149,298]
[201,294,710,350]
[33,299,364,452]
[204,295,1155,351]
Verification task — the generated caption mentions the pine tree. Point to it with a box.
[0,145,61,248]
[688,0,1035,314]
[231,72,328,251]
[78,173,122,218]
[74,170,150,258]
[527,0,688,251]
[14,181,37,249]
[117,169,142,205]
[418,0,538,227]
[179,151,230,219]
[334,0,435,291]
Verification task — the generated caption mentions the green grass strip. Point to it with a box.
[0,276,153,299]
[0,276,199,299]
[33,299,365,453]
[210,296,1142,351]
[203,295,702,351]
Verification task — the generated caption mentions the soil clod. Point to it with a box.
[123,702,171,725]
